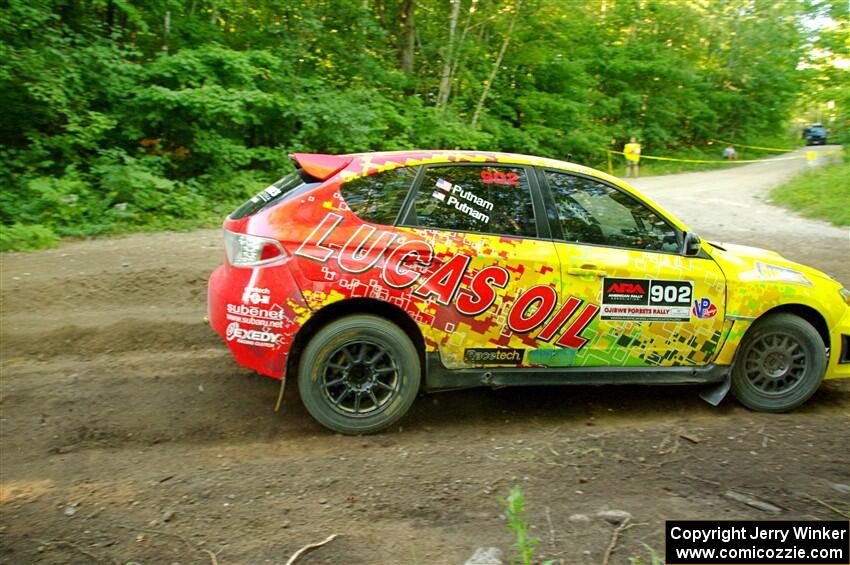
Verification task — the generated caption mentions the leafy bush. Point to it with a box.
[0,223,57,252]
[0,0,832,251]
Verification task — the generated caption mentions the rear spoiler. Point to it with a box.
[289,153,353,181]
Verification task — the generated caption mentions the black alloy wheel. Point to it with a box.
[298,315,420,434]
[731,313,826,412]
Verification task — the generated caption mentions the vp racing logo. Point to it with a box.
[226,322,283,347]
[692,298,717,319]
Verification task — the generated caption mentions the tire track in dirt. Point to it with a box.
[2,319,220,359]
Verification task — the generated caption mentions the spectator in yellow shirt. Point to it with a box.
[624,136,641,178]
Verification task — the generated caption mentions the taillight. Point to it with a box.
[224,230,286,267]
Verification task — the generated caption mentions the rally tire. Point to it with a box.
[731,313,826,413]
[297,315,420,434]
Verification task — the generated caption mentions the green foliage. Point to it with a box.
[769,158,850,227]
[0,0,839,250]
[503,485,542,565]
[793,1,849,145]
[0,223,57,252]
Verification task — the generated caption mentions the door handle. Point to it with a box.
[567,266,608,278]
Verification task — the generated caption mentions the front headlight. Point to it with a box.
[840,288,850,307]
[752,262,812,286]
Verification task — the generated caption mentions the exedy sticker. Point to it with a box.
[601,278,693,322]
[226,322,283,347]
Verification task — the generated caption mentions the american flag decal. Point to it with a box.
[435,178,452,191]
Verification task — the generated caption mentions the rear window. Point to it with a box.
[340,167,418,226]
[229,170,319,220]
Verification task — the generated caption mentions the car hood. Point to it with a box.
[705,241,839,288]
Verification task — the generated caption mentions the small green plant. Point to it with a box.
[0,223,57,252]
[503,485,549,565]
[629,543,663,565]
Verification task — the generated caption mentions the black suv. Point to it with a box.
[803,124,828,145]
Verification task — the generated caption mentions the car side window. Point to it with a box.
[340,167,418,225]
[407,165,537,238]
[545,171,679,253]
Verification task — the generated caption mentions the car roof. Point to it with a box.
[340,149,620,183]
[292,150,690,232]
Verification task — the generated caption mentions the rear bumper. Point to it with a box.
[826,307,850,379]
[208,260,310,379]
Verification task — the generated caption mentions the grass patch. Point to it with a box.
[769,159,850,227]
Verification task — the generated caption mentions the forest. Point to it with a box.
[1,0,847,250]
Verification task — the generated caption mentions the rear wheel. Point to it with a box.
[731,313,826,412]
[297,315,420,434]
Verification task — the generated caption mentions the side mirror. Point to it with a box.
[683,231,702,256]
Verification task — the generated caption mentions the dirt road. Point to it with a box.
[632,145,849,286]
[2,152,849,565]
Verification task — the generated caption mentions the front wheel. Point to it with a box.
[297,315,421,434]
[731,313,826,412]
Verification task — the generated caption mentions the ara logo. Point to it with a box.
[693,298,717,319]
[608,282,646,295]
[603,278,649,304]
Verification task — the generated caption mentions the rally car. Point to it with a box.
[208,151,850,434]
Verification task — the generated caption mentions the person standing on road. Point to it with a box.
[624,136,641,178]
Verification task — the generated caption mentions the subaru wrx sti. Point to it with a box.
[208,151,850,434]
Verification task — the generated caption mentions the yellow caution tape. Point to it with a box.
[605,149,806,164]
[709,139,797,153]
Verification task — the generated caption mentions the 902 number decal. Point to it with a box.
[601,278,693,322]
[480,169,519,186]
[650,281,692,306]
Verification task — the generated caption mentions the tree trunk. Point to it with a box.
[448,0,477,95]
[163,10,171,54]
[471,1,519,126]
[400,0,415,75]
[105,0,114,34]
[436,0,462,108]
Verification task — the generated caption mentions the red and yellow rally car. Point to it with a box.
[208,151,850,434]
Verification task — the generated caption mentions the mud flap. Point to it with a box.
[275,374,287,412]
[699,375,730,406]
[274,379,286,412]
